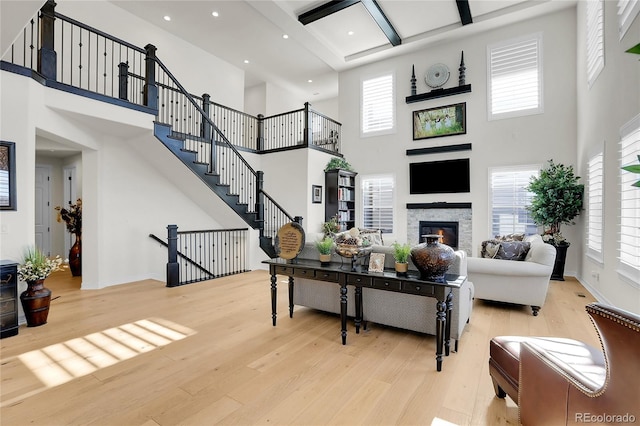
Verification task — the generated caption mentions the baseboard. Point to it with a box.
[574,274,613,306]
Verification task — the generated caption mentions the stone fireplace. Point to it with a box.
[407,203,472,255]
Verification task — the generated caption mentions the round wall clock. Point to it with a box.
[425,63,450,88]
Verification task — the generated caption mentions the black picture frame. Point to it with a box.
[312,185,322,204]
[413,102,466,140]
[0,141,16,211]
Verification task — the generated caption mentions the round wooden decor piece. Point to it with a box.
[275,222,306,260]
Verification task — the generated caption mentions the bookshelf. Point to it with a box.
[325,169,357,232]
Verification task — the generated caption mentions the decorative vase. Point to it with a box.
[410,234,456,281]
[20,279,52,327]
[550,242,569,281]
[69,234,81,276]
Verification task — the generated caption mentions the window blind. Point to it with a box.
[490,166,539,237]
[587,0,604,88]
[587,151,604,259]
[361,74,394,135]
[487,33,542,119]
[362,176,394,233]
[619,114,640,283]
[618,0,640,39]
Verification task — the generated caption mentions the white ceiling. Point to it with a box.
[111,0,576,101]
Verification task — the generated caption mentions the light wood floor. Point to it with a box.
[1,270,599,426]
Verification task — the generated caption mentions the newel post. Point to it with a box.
[256,171,265,234]
[38,0,57,80]
[303,102,312,147]
[257,114,265,151]
[143,44,158,110]
[201,93,211,141]
[118,62,129,100]
[166,224,179,287]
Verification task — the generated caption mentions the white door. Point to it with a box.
[35,165,51,256]
[63,166,77,254]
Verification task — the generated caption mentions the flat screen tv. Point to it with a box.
[410,158,470,194]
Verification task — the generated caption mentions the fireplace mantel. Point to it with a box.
[407,202,472,210]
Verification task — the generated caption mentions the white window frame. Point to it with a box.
[488,165,541,238]
[360,73,395,137]
[618,0,640,40]
[361,174,394,233]
[587,0,605,88]
[487,32,544,120]
[586,146,604,263]
[618,113,640,286]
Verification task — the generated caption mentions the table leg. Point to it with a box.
[340,283,348,345]
[288,276,294,318]
[355,286,362,333]
[270,272,277,326]
[445,290,453,356]
[435,297,446,371]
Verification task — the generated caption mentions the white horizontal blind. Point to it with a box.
[487,33,543,119]
[361,74,394,135]
[619,114,640,283]
[489,166,539,237]
[618,0,640,39]
[587,0,604,88]
[587,151,604,259]
[362,175,394,233]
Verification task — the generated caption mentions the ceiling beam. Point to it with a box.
[360,0,401,46]
[456,0,473,25]
[298,0,360,25]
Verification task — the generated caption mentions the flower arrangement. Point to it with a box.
[55,198,82,235]
[18,246,66,282]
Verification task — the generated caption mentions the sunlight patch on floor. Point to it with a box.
[15,318,195,390]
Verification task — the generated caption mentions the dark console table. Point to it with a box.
[264,259,466,371]
[1,260,19,339]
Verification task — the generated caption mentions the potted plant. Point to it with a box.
[324,157,353,172]
[527,160,584,280]
[392,242,412,275]
[18,246,66,327]
[55,198,82,276]
[316,237,334,265]
[322,215,341,237]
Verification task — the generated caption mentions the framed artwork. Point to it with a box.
[413,102,466,140]
[312,185,322,203]
[368,253,385,273]
[0,141,16,210]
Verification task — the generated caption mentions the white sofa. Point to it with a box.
[291,242,475,348]
[467,234,556,316]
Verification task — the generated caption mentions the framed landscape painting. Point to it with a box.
[413,102,466,140]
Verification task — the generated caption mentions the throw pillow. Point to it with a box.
[494,233,525,242]
[481,240,501,258]
[494,241,531,261]
[359,228,384,246]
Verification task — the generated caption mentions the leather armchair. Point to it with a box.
[489,303,639,425]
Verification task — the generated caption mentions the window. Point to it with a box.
[587,0,604,88]
[361,175,394,233]
[619,114,640,284]
[618,0,640,39]
[361,73,395,136]
[487,33,543,120]
[489,166,540,237]
[587,149,604,261]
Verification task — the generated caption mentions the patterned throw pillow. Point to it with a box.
[494,241,531,261]
[494,233,525,242]
[481,240,501,258]
[359,228,384,246]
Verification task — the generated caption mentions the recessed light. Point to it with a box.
[347,31,354,36]
[244,60,250,64]
[308,79,313,83]
[164,15,171,21]
[282,34,289,39]
[212,11,219,17]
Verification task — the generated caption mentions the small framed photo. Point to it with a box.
[413,102,466,140]
[312,185,322,204]
[368,253,385,273]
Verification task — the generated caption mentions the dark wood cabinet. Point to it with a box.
[1,260,19,338]
[325,169,357,232]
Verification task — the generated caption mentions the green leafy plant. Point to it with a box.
[622,155,640,188]
[324,157,353,172]
[322,215,341,236]
[18,246,66,281]
[527,160,584,244]
[315,237,334,255]
[392,242,412,264]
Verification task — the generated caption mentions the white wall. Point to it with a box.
[338,8,579,270]
[575,1,640,313]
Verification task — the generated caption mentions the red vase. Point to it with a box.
[20,279,52,327]
[69,234,82,276]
